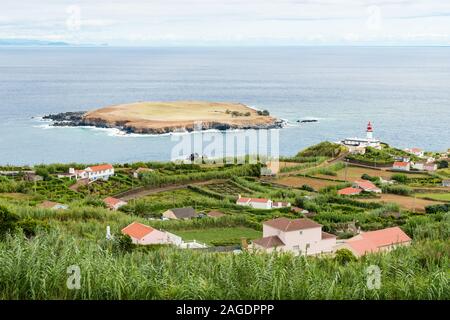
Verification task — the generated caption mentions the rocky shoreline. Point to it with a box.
[42,111,285,134]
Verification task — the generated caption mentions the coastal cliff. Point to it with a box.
[43,101,284,134]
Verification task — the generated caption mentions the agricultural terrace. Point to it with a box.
[0,143,449,299]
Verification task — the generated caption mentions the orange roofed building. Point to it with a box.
[66,164,115,182]
[121,222,182,246]
[336,227,412,257]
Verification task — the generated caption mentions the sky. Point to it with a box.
[1,0,450,46]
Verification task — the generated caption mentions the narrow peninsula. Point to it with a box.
[43,101,284,134]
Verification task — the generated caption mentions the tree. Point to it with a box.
[335,249,357,265]
[437,160,448,169]
[0,205,19,239]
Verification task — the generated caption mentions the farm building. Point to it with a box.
[38,201,68,210]
[353,180,382,193]
[251,217,336,256]
[392,161,411,171]
[162,207,197,220]
[103,197,127,210]
[272,201,291,208]
[338,187,363,196]
[236,196,273,209]
[121,222,182,246]
[291,207,309,214]
[133,167,154,178]
[442,180,450,187]
[335,226,411,257]
[23,172,43,182]
[65,164,114,182]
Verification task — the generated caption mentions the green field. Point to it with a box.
[172,227,262,245]
[416,193,450,202]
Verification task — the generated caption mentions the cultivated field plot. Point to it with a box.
[416,193,450,202]
[172,227,262,246]
[275,176,340,190]
[321,166,429,181]
[357,194,444,212]
[206,181,251,196]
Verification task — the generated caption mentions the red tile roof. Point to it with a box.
[393,161,409,167]
[346,227,411,256]
[237,197,270,203]
[321,231,337,239]
[87,164,113,172]
[121,222,154,240]
[354,180,379,191]
[104,197,125,208]
[338,187,363,195]
[253,235,285,248]
[264,217,322,232]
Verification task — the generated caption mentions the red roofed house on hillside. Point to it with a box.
[67,164,115,182]
[338,187,363,196]
[335,227,411,257]
[251,217,336,256]
[236,195,273,210]
[121,222,182,245]
[353,180,382,193]
[393,161,411,172]
[104,197,127,210]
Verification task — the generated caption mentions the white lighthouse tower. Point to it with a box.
[366,121,374,140]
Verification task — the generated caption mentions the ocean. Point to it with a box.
[0,46,449,165]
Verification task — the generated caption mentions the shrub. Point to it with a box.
[113,234,134,253]
[382,185,412,196]
[0,205,19,239]
[300,184,315,192]
[425,204,450,214]
[334,249,357,265]
[17,218,50,238]
[391,174,408,184]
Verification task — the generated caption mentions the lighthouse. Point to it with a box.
[366,121,374,140]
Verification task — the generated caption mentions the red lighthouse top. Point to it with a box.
[367,121,373,132]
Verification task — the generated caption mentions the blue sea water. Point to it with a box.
[0,46,449,165]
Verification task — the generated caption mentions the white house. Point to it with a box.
[68,164,114,182]
[411,161,426,171]
[251,217,336,256]
[392,161,411,171]
[236,196,273,209]
[121,222,182,246]
[272,201,291,208]
[424,163,438,172]
[405,148,424,158]
[442,180,450,187]
[341,121,381,150]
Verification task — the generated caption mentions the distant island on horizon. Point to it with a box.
[42,101,284,134]
[0,39,107,47]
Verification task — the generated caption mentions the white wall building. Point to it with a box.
[69,164,114,182]
[236,196,273,209]
[341,121,381,150]
[252,217,336,256]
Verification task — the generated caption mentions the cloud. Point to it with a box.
[0,0,449,45]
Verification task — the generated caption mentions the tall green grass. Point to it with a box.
[0,229,447,300]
